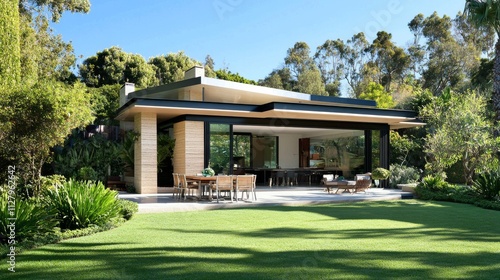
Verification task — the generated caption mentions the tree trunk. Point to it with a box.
[493,39,500,133]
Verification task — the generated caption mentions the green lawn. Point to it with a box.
[6,200,500,279]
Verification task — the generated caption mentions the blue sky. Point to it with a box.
[52,0,466,82]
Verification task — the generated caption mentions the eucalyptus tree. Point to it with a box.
[409,12,484,95]
[19,0,90,22]
[259,70,287,90]
[342,32,370,97]
[314,39,345,96]
[465,0,500,123]
[408,14,426,77]
[366,31,410,93]
[284,42,315,81]
[296,67,327,95]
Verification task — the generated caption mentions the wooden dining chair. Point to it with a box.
[172,173,181,200]
[178,174,199,200]
[236,175,256,201]
[211,175,234,203]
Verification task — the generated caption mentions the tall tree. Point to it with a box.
[422,89,499,185]
[342,33,370,97]
[148,51,200,85]
[204,54,216,78]
[0,81,94,192]
[411,12,482,95]
[314,39,345,96]
[0,0,21,88]
[80,47,156,88]
[408,13,427,77]
[367,31,410,92]
[296,67,326,95]
[19,0,90,22]
[284,42,315,81]
[465,0,500,124]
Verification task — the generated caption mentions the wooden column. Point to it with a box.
[134,112,157,194]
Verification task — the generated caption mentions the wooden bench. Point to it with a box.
[106,176,126,190]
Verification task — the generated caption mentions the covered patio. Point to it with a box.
[115,66,423,194]
[120,187,413,213]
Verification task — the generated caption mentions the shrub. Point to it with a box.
[414,175,453,200]
[372,167,391,180]
[40,174,66,189]
[414,175,500,211]
[0,189,57,244]
[117,199,139,220]
[473,171,500,201]
[389,164,420,188]
[44,180,120,230]
[77,166,98,181]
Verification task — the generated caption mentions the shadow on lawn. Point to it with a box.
[8,200,500,279]
[9,244,500,279]
[159,200,500,243]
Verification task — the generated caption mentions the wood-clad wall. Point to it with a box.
[134,112,157,194]
[173,121,205,175]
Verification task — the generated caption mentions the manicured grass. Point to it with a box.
[6,200,500,279]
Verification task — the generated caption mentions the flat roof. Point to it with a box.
[117,75,423,129]
[129,76,377,108]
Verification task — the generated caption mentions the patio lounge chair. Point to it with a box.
[335,177,372,194]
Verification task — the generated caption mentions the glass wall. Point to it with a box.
[252,136,278,168]
[309,130,365,178]
[233,133,251,169]
[209,123,231,174]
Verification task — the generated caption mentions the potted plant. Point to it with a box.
[201,167,215,177]
[371,167,391,187]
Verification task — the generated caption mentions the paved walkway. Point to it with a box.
[119,187,413,213]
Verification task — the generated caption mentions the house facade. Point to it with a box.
[116,66,423,194]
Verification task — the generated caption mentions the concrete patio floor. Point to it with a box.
[119,187,413,213]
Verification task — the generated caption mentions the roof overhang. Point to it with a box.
[129,76,378,108]
[115,98,424,130]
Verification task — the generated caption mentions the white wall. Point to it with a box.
[277,133,300,168]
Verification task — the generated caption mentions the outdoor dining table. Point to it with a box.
[185,175,217,199]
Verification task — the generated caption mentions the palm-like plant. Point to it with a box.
[465,0,500,123]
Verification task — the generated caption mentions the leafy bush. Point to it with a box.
[117,199,139,220]
[40,174,66,190]
[418,175,449,191]
[371,167,391,180]
[0,189,57,244]
[44,180,120,230]
[414,175,453,200]
[473,171,500,201]
[54,132,123,182]
[414,175,500,211]
[389,164,420,188]
[77,166,98,181]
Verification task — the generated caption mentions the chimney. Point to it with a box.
[184,65,205,80]
[119,83,135,107]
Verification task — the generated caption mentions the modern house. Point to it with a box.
[116,66,423,194]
